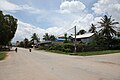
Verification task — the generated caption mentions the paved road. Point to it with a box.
[0,48,120,80]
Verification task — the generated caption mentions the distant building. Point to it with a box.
[37,41,52,47]
[72,33,94,43]
[56,36,65,41]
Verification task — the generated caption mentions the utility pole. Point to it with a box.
[74,26,77,53]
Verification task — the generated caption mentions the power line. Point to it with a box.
[56,27,74,37]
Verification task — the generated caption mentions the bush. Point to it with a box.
[40,43,106,53]
[38,40,120,53]
[76,43,86,52]
[48,43,74,53]
[38,46,46,50]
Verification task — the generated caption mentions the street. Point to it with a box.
[0,48,120,80]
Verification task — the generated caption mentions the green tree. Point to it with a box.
[77,29,86,35]
[24,38,29,48]
[98,15,119,40]
[18,41,24,47]
[97,15,119,48]
[43,33,50,41]
[64,33,68,43]
[31,33,40,44]
[50,35,56,41]
[89,24,97,33]
[93,33,106,46]
[0,11,17,46]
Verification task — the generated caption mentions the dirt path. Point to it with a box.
[0,48,120,80]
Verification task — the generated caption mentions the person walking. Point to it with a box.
[29,48,31,52]
[15,48,17,53]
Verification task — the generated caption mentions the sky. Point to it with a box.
[0,0,120,42]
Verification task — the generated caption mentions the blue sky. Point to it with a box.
[0,0,120,42]
[4,0,97,29]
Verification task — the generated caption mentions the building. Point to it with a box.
[72,33,94,43]
[56,36,65,41]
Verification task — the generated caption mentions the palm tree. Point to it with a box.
[24,38,29,48]
[31,33,40,44]
[64,33,68,43]
[50,35,56,41]
[89,24,96,33]
[43,33,50,41]
[77,29,86,35]
[98,15,119,40]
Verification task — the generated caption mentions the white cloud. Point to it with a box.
[92,0,120,26]
[12,21,67,42]
[12,0,96,42]
[10,0,120,42]
[0,0,43,14]
[92,0,120,14]
[60,0,86,13]
[13,21,45,42]
[0,0,21,12]
[71,14,94,32]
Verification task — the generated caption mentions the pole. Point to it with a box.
[74,26,77,53]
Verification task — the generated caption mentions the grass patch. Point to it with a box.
[0,52,7,60]
[77,50,120,56]
[47,50,120,56]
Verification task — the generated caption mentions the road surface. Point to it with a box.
[0,48,120,80]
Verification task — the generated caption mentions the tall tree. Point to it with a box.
[98,15,119,40]
[89,24,96,33]
[24,38,29,48]
[77,29,86,35]
[50,35,56,41]
[0,11,17,46]
[64,33,68,43]
[43,33,50,41]
[31,33,40,44]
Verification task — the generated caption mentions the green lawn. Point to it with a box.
[0,52,7,60]
[48,50,120,56]
[76,50,120,56]
[48,50,69,55]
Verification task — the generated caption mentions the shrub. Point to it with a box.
[48,43,74,53]
[38,46,46,50]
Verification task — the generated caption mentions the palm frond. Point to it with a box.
[111,22,119,25]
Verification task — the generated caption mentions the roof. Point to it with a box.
[58,36,65,38]
[72,33,94,39]
[56,38,65,41]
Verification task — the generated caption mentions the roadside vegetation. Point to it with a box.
[18,15,120,56]
[76,50,120,56]
[0,52,7,60]
[37,15,120,56]
[48,50,120,56]
[0,10,18,51]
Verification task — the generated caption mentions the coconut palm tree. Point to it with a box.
[98,15,119,40]
[43,33,50,41]
[89,24,96,33]
[24,38,29,48]
[49,35,56,41]
[31,33,40,43]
